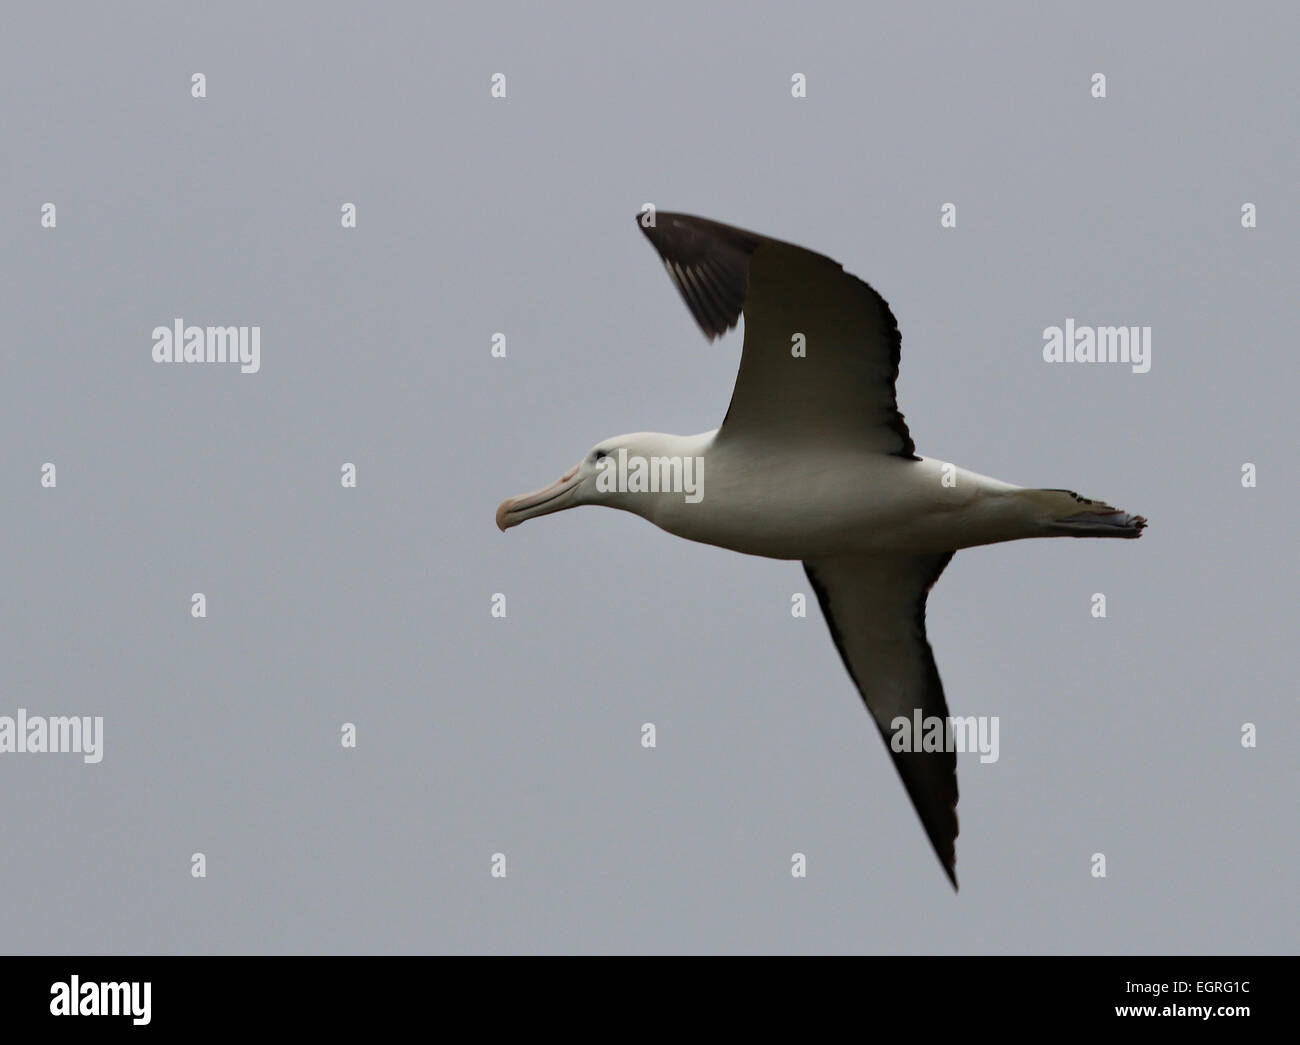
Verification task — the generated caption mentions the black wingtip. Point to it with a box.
[632,211,759,341]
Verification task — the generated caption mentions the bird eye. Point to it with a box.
[594,450,607,461]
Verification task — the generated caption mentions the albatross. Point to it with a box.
[496,212,1146,888]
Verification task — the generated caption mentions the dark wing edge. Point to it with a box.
[804,553,959,888]
[636,211,917,460]
[845,273,916,461]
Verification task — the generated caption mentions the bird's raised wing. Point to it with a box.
[803,552,959,887]
[638,211,917,458]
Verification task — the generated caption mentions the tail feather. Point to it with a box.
[1028,488,1148,539]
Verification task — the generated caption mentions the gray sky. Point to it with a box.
[2,1,1296,954]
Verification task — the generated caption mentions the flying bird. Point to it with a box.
[496,212,1146,888]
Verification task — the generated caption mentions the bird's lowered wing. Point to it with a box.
[803,552,959,887]
[638,211,917,457]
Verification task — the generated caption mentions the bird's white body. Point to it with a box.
[634,430,1033,560]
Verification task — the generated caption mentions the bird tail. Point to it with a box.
[1026,488,1147,538]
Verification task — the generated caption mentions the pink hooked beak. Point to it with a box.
[496,462,585,531]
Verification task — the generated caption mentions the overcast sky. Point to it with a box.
[2,1,1296,954]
